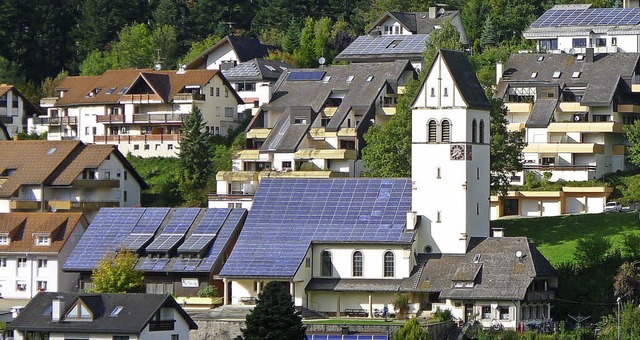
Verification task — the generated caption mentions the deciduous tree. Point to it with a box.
[624,120,640,167]
[91,250,144,293]
[614,261,640,304]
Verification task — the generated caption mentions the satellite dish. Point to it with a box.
[515,250,523,258]
[318,57,326,66]
[569,48,576,55]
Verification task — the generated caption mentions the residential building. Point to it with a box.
[218,50,557,330]
[0,122,8,140]
[0,140,147,221]
[0,84,39,137]
[31,69,243,157]
[185,35,275,71]
[222,58,292,115]
[335,8,468,70]
[63,207,246,302]
[8,292,197,340]
[0,213,87,299]
[523,4,640,54]
[210,61,416,209]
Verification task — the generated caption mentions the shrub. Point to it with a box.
[432,307,452,323]
[574,235,611,268]
[197,285,218,298]
[393,294,410,319]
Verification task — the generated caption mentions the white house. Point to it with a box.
[218,50,557,330]
[0,84,39,137]
[0,140,147,221]
[0,212,87,299]
[32,69,243,157]
[8,293,197,340]
[185,35,274,72]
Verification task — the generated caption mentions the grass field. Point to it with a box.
[491,211,640,265]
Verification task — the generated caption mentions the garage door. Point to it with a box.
[587,197,605,213]
[541,201,560,216]
[522,200,540,217]
[565,197,584,214]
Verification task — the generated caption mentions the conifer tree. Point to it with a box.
[479,16,497,50]
[178,106,213,205]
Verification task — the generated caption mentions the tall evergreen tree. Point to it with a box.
[489,99,525,197]
[295,18,317,68]
[178,106,213,206]
[282,19,301,54]
[479,16,497,50]
[240,281,306,340]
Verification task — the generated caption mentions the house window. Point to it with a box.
[437,211,441,223]
[216,107,221,117]
[210,87,214,96]
[155,144,160,150]
[383,251,394,277]
[67,303,92,319]
[572,71,581,78]
[479,120,485,144]
[530,72,538,78]
[282,161,292,170]
[471,119,477,143]
[35,236,50,245]
[542,157,555,165]
[85,127,90,135]
[595,38,606,47]
[0,258,5,267]
[305,258,311,268]
[124,191,128,202]
[124,171,128,180]
[168,144,173,150]
[16,281,26,291]
[37,280,47,292]
[0,235,8,244]
[499,306,510,320]
[482,306,491,319]
[321,251,332,277]
[216,88,220,96]
[225,88,229,97]
[476,202,479,215]
[38,259,48,268]
[346,75,354,83]
[430,88,435,97]
[572,38,587,48]
[114,336,130,340]
[443,88,448,97]
[427,120,437,142]
[612,37,618,46]
[437,167,441,179]
[441,119,450,142]
[17,257,27,268]
[293,117,307,124]
[352,251,363,277]
[144,144,150,150]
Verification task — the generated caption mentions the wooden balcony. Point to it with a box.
[294,149,357,160]
[96,115,125,124]
[504,102,533,113]
[9,200,41,210]
[31,116,77,126]
[120,93,163,104]
[525,290,556,302]
[148,320,175,332]
[39,97,58,107]
[71,179,120,188]
[246,128,271,139]
[618,104,640,113]
[93,134,182,144]
[133,113,185,123]
[173,93,205,102]
[47,200,119,210]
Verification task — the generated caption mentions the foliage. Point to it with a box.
[79,50,114,76]
[392,318,429,340]
[622,232,640,259]
[574,235,612,268]
[197,285,218,298]
[16,132,47,140]
[480,16,497,50]
[423,19,464,70]
[597,302,640,339]
[490,99,525,196]
[282,19,301,54]
[90,250,144,293]
[126,156,183,207]
[178,106,213,206]
[152,25,179,69]
[240,281,306,340]
[614,261,640,303]
[432,307,452,323]
[314,17,333,63]
[295,17,317,68]
[179,35,220,66]
[112,23,155,69]
[392,294,410,319]
[624,121,640,168]
[40,71,68,98]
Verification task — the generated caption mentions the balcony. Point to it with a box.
[149,320,175,332]
[309,128,329,139]
[47,200,119,210]
[504,102,533,113]
[618,104,640,113]
[246,128,271,139]
[39,97,58,107]
[558,102,588,112]
[293,149,357,160]
[133,113,185,123]
[337,128,357,137]
[522,143,605,154]
[634,75,640,92]
[31,116,77,126]
[547,122,623,133]
[380,106,396,115]
[523,163,597,172]
[235,150,260,160]
[258,170,349,179]
[120,93,162,104]
[322,107,338,117]
[93,134,182,144]
[173,93,205,102]
[71,179,120,188]
[9,200,42,210]
[96,115,124,124]
[525,290,556,302]
[507,123,525,132]
[216,171,259,182]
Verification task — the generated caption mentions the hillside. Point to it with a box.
[491,211,640,265]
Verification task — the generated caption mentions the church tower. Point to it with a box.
[411,49,491,254]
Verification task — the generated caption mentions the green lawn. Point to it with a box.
[491,211,640,265]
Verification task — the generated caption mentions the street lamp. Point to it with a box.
[617,296,621,340]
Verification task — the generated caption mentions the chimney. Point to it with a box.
[496,61,504,85]
[585,47,594,63]
[492,227,504,238]
[429,7,437,18]
[51,296,65,322]
[406,211,418,230]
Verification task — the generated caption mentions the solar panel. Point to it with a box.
[121,234,154,251]
[146,234,184,252]
[162,208,200,234]
[153,258,170,271]
[131,207,169,234]
[220,178,412,278]
[338,35,428,57]
[287,71,326,81]
[192,208,230,234]
[530,7,640,28]
[178,234,215,254]
[197,209,247,272]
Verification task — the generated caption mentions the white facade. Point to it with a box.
[0,86,32,137]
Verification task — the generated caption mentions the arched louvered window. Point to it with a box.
[322,250,332,277]
[479,120,485,144]
[384,251,395,277]
[352,251,363,277]
[428,120,437,142]
[441,119,451,142]
[471,119,478,143]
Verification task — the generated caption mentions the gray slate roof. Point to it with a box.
[8,293,197,334]
[306,278,406,292]
[526,97,559,128]
[418,237,557,300]
[222,58,293,82]
[496,52,640,107]
[186,35,275,70]
[366,11,461,35]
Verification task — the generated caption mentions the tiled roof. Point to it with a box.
[0,212,86,253]
[222,58,292,82]
[186,35,275,70]
[366,11,461,35]
[8,292,197,333]
[51,145,116,186]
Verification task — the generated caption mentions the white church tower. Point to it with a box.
[411,49,491,254]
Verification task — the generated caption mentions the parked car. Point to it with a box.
[605,201,622,212]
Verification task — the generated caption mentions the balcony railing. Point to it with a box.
[96,115,124,124]
[47,200,119,210]
[522,143,605,154]
[525,290,556,302]
[547,122,623,133]
[31,116,77,126]
[71,179,120,188]
[120,93,162,104]
[173,93,205,102]
[9,200,42,210]
[149,320,175,332]
[39,97,58,107]
[523,164,597,171]
[133,113,186,123]
[93,134,182,144]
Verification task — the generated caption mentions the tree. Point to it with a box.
[614,261,640,304]
[392,293,410,319]
[490,99,525,196]
[179,35,219,66]
[574,235,612,268]
[282,19,301,54]
[240,281,306,340]
[624,120,640,167]
[91,250,144,293]
[423,19,463,69]
[479,16,497,50]
[40,71,69,98]
[79,50,114,76]
[295,17,317,68]
[112,23,155,69]
[178,106,213,206]
[597,302,640,339]
[313,17,333,63]
[622,232,640,259]
[152,25,179,70]
[392,318,429,340]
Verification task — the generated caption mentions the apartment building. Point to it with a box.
[31,69,242,157]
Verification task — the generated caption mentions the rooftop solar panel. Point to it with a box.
[178,234,215,254]
[197,209,247,272]
[287,71,326,81]
[192,208,230,234]
[153,258,170,271]
[146,234,184,252]
[162,207,200,234]
[121,234,154,251]
[530,7,640,28]
[338,35,428,57]
[131,207,169,234]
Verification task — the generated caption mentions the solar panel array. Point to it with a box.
[198,209,247,271]
[146,208,200,252]
[120,208,170,251]
[63,208,144,271]
[530,8,640,28]
[178,209,231,254]
[338,34,428,56]
[287,71,326,81]
[220,178,412,278]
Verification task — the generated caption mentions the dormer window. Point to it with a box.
[0,235,8,245]
[0,168,15,177]
[552,71,562,78]
[66,301,92,320]
[35,235,50,245]
[366,76,374,82]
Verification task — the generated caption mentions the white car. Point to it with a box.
[605,201,622,212]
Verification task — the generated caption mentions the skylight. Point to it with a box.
[531,72,538,78]
[322,75,332,83]
[110,306,124,316]
[572,71,581,78]
[105,87,117,95]
[552,71,562,78]
[117,87,129,95]
[537,56,544,62]
[577,54,585,61]
[265,65,276,71]
[346,75,354,83]
[366,76,374,82]
[47,147,57,155]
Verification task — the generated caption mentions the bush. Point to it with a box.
[623,232,640,259]
[393,294,410,319]
[197,285,218,298]
[432,307,452,323]
[574,235,611,268]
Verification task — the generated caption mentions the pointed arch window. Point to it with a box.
[441,119,451,142]
[428,120,437,142]
[479,120,485,144]
[384,251,395,277]
[352,251,363,277]
[471,119,478,143]
[321,250,332,277]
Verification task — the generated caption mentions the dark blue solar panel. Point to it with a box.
[153,258,170,271]
[287,71,325,81]
[306,336,388,340]
[198,209,247,272]
[146,234,184,252]
[531,7,640,28]
[121,234,154,251]
[220,178,412,277]
[178,234,214,253]
[162,208,200,234]
[131,207,169,234]
[192,208,230,234]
